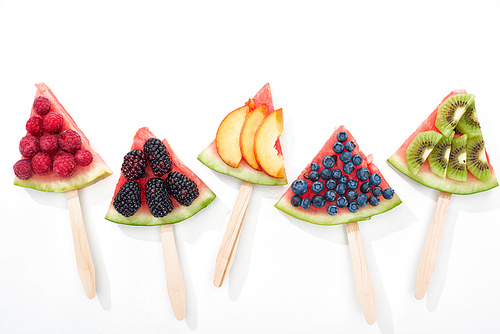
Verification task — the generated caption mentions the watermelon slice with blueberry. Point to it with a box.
[275,125,401,226]
[105,127,216,226]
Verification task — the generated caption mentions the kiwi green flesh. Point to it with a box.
[467,136,492,181]
[456,102,482,137]
[435,93,475,137]
[406,131,443,175]
[428,133,453,178]
[447,135,468,182]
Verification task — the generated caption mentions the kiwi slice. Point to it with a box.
[456,101,482,137]
[467,136,492,181]
[435,93,475,137]
[446,135,468,182]
[406,131,442,175]
[428,132,454,178]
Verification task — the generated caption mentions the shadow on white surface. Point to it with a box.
[175,236,198,330]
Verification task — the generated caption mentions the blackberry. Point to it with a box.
[113,181,142,217]
[121,149,148,181]
[166,171,199,206]
[145,178,173,218]
[144,138,173,177]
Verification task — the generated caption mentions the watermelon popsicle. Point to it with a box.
[387,90,498,299]
[13,83,113,299]
[275,125,402,325]
[197,83,287,287]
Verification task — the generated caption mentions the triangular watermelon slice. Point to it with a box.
[105,127,216,226]
[388,90,498,194]
[275,125,401,226]
[14,83,112,192]
[197,83,287,185]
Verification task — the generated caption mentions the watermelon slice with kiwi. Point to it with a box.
[14,83,112,192]
[105,127,216,226]
[388,89,498,194]
[275,125,402,226]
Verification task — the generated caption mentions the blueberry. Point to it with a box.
[332,169,342,179]
[368,196,379,206]
[320,168,332,180]
[327,204,339,216]
[356,194,368,207]
[345,141,356,151]
[309,171,320,182]
[333,141,344,153]
[339,151,352,163]
[346,179,358,190]
[291,195,302,207]
[339,175,348,184]
[336,183,347,195]
[356,167,371,181]
[352,154,363,165]
[310,163,319,171]
[346,190,358,201]
[372,186,382,197]
[322,155,336,169]
[291,179,308,195]
[382,188,395,200]
[348,202,359,213]
[311,181,324,193]
[336,196,348,208]
[343,161,354,174]
[360,181,372,194]
[325,179,337,190]
[324,190,337,202]
[312,194,326,208]
[337,131,347,142]
[301,197,311,209]
[369,173,382,186]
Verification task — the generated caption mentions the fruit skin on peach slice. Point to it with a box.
[215,104,251,168]
[254,109,285,178]
[239,104,268,170]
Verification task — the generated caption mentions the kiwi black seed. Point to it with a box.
[467,136,492,181]
[406,131,443,175]
[446,135,468,182]
[435,93,475,137]
[456,101,482,137]
[428,133,453,178]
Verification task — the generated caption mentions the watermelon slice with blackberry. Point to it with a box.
[275,125,401,226]
[105,127,216,226]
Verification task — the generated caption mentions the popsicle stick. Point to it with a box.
[346,221,376,325]
[66,189,96,299]
[160,224,186,320]
[415,191,452,300]
[213,180,254,288]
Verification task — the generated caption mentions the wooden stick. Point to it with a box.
[66,189,96,299]
[160,224,185,320]
[415,191,452,300]
[213,181,254,288]
[346,221,376,325]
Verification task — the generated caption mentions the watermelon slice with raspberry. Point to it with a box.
[275,125,402,226]
[105,127,216,226]
[14,83,112,192]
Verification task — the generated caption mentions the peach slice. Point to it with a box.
[215,105,251,168]
[240,104,268,170]
[254,109,285,178]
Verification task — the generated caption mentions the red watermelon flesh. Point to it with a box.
[14,83,112,192]
[105,127,216,226]
[275,126,402,226]
[388,90,498,194]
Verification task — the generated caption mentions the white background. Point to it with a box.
[1,1,500,333]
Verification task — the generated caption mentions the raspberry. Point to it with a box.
[59,129,82,154]
[75,149,93,166]
[31,152,53,175]
[121,149,147,181]
[26,116,43,136]
[165,171,199,206]
[53,152,76,178]
[19,135,40,158]
[145,178,173,218]
[143,138,172,177]
[13,159,34,180]
[43,112,64,133]
[113,181,142,217]
[40,134,60,155]
[33,96,52,115]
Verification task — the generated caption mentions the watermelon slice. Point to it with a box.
[105,127,216,226]
[197,83,287,185]
[388,90,498,194]
[275,125,402,226]
[14,83,112,192]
